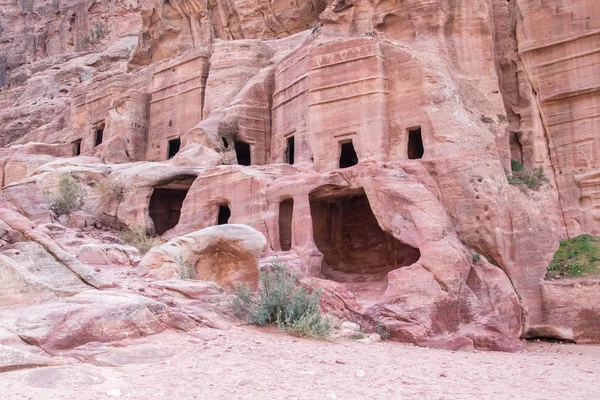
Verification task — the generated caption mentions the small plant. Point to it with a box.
[47,173,85,215]
[505,160,549,190]
[547,234,600,279]
[480,115,494,124]
[176,255,196,280]
[97,181,124,206]
[81,22,109,47]
[375,321,391,340]
[120,227,157,256]
[472,253,481,262]
[233,264,331,339]
[350,333,365,340]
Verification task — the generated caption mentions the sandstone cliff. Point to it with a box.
[0,0,599,352]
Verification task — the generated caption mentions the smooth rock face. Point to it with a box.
[0,0,599,353]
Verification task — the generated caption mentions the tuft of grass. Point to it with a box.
[97,181,124,206]
[349,333,365,340]
[547,234,600,279]
[176,255,196,280]
[375,321,391,340]
[47,173,85,215]
[120,227,158,256]
[472,253,481,262]
[233,263,331,340]
[505,160,549,190]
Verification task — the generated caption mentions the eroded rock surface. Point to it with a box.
[0,0,599,361]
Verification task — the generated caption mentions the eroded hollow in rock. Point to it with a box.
[195,240,259,291]
[218,204,231,225]
[279,198,294,251]
[149,175,196,235]
[310,187,421,302]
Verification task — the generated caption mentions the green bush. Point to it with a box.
[547,234,600,279]
[48,173,85,215]
[375,321,391,340]
[120,227,157,256]
[505,160,549,190]
[233,264,331,339]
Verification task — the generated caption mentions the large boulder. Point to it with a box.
[140,224,267,290]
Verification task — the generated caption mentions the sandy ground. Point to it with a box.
[1,326,599,400]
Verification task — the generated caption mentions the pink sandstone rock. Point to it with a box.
[0,0,599,354]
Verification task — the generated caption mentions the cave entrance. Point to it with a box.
[167,137,181,159]
[407,127,424,159]
[309,188,421,303]
[339,141,358,168]
[94,122,105,147]
[149,175,196,235]
[235,140,251,166]
[279,198,294,251]
[218,204,231,225]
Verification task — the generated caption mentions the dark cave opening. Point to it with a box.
[218,204,231,225]
[148,175,196,235]
[310,188,420,302]
[167,137,181,159]
[235,140,251,166]
[279,198,294,251]
[407,127,424,159]
[339,141,358,168]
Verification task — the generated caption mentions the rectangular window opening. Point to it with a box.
[339,140,358,168]
[73,139,82,156]
[279,198,294,251]
[407,127,424,159]
[235,140,251,166]
[285,136,295,165]
[94,122,105,147]
[168,137,181,159]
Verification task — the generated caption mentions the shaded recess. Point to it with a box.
[167,137,181,159]
[309,187,420,302]
[235,140,251,166]
[94,122,105,147]
[286,136,295,164]
[72,139,81,156]
[339,141,358,168]
[218,204,231,225]
[407,127,424,159]
[279,198,294,251]
[149,175,196,235]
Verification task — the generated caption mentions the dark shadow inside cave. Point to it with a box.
[149,175,196,235]
[310,188,420,303]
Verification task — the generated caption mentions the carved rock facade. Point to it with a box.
[1,0,600,350]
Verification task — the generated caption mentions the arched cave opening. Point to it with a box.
[407,127,424,159]
[309,187,421,302]
[149,175,196,235]
[279,198,294,251]
[235,140,251,166]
